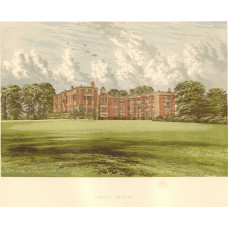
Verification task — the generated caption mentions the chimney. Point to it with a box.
[168,88,171,93]
[91,81,95,88]
[71,85,74,90]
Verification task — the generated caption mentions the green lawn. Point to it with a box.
[1,120,228,177]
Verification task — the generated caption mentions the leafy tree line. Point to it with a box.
[107,86,154,96]
[1,81,227,124]
[154,80,227,124]
[1,83,55,120]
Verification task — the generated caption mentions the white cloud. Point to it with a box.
[183,40,227,88]
[2,49,50,80]
[54,48,89,85]
[1,48,91,93]
[1,24,227,93]
[91,59,117,89]
[109,28,187,91]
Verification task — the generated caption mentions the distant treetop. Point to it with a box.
[129,86,154,95]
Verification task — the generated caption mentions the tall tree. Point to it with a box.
[205,88,227,117]
[174,80,206,122]
[38,83,55,118]
[21,84,38,119]
[129,86,154,95]
[7,85,22,120]
[1,87,8,119]
[22,83,55,119]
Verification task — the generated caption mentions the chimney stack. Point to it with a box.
[71,85,74,90]
[91,81,95,88]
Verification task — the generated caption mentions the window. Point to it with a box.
[152,112,155,118]
[84,93,93,100]
[62,98,66,103]
[164,103,171,110]
[120,113,125,117]
[144,104,151,109]
[119,106,125,111]
[114,99,118,104]
[164,95,171,100]
[137,104,142,110]
[74,106,79,111]
[87,106,94,112]
[100,105,108,111]
[119,100,125,103]
[100,112,108,117]
[130,113,135,117]
[130,106,134,110]
[68,107,73,112]
[114,106,118,111]
[144,97,150,101]
[73,94,77,101]
[144,112,151,117]
[114,113,118,117]
[100,98,107,103]
[136,98,141,101]
[152,104,154,109]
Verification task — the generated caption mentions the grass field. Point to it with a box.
[1,120,228,177]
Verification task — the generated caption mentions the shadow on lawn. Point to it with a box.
[3,138,221,176]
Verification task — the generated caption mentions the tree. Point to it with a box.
[107,89,119,96]
[205,88,227,117]
[1,87,8,119]
[21,83,55,119]
[107,89,128,96]
[38,83,55,118]
[78,106,85,119]
[21,84,39,119]
[174,80,206,122]
[93,106,98,120]
[118,90,128,96]
[129,86,154,95]
[7,85,22,120]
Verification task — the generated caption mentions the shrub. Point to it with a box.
[199,116,227,124]
[47,112,71,119]
[178,115,198,123]
[153,116,164,121]
[163,115,176,122]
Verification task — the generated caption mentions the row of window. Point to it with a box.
[55,93,94,104]
[100,99,126,104]
[130,104,155,110]
[55,95,172,105]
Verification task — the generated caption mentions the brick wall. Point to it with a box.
[53,82,175,120]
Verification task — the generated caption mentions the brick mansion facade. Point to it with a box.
[53,82,175,120]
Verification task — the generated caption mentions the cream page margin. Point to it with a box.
[0,22,227,207]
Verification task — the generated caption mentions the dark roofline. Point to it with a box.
[55,86,98,95]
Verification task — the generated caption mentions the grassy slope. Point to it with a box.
[1,120,228,177]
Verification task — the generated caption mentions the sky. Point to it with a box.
[0,22,227,93]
